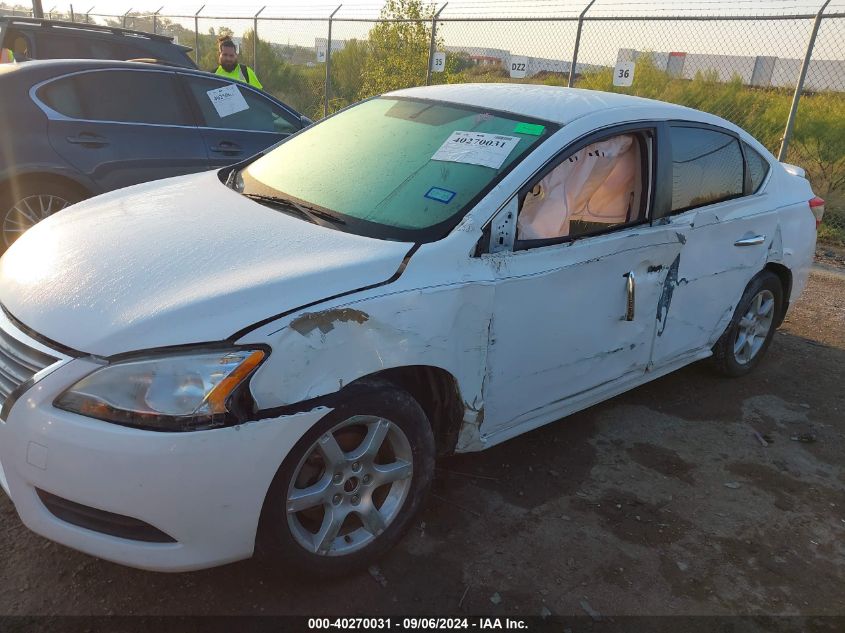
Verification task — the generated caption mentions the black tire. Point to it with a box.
[1,179,85,254]
[711,270,783,377]
[256,382,435,577]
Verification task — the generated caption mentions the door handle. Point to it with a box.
[210,142,242,154]
[624,271,635,321]
[66,134,109,147]
[734,234,766,246]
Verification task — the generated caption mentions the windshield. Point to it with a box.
[239,97,556,241]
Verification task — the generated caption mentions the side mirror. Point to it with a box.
[488,197,518,254]
[300,115,314,129]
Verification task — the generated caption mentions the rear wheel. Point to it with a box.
[257,383,435,577]
[1,180,84,251]
[711,271,783,377]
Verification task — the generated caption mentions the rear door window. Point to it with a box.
[668,125,744,213]
[182,75,299,134]
[38,70,193,125]
[38,69,192,125]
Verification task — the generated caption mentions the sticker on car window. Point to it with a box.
[432,131,520,170]
[513,122,545,136]
[207,84,249,118]
[424,187,457,204]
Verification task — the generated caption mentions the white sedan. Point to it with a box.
[0,84,821,575]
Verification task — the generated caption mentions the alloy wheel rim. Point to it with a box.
[733,289,775,365]
[286,415,413,556]
[3,194,71,247]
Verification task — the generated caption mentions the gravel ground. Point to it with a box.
[0,271,843,620]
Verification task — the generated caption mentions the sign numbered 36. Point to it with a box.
[613,61,635,87]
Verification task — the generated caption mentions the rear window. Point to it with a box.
[35,32,147,61]
[38,70,191,125]
[743,142,771,193]
[241,97,556,241]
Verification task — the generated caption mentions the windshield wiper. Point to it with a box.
[242,193,345,226]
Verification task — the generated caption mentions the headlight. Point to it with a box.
[54,349,267,431]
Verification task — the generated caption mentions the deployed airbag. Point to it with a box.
[518,134,639,240]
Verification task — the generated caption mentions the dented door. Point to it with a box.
[480,224,684,438]
[649,198,780,367]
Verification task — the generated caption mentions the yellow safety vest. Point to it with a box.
[214,64,263,90]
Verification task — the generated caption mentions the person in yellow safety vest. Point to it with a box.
[214,36,262,90]
[0,48,14,64]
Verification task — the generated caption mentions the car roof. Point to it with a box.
[0,16,181,45]
[6,58,207,76]
[387,83,714,127]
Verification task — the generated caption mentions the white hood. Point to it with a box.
[0,172,412,356]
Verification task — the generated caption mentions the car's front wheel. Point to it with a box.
[712,270,783,377]
[257,382,435,577]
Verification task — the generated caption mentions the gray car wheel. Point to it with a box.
[257,382,435,577]
[712,270,783,377]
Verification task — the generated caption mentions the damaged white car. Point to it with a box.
[0,84,821,575]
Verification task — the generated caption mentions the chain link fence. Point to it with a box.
[3,1,844,244]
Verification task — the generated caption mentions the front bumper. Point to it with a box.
[0,347,328,572]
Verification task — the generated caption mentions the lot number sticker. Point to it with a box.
[432,131,520,170]
[613,61,635,87]
[509,55,528,79]
[207,84,249,118]
[431,51,446,73]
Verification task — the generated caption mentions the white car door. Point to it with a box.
[648,125,780,368]
[479,125,685,441]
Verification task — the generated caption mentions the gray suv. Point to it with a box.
[0,16,196,67]
[0,59,310,252]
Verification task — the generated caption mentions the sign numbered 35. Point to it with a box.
[432,51,446,73]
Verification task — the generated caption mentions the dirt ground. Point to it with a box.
[815,242,845,270]
[1,270,843,621]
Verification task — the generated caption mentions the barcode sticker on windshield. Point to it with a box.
[207,84,249,118]
[432,131,520,170]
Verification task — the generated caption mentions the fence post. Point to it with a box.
[324,4,342,119]
[70,4,74,21]
[194,5,205,67]
[568,0,597,88]
[85,5,93,23]
[778,0,831,161]
[152,6,162,34]
[253,6,266,72]
[425,3,448,86]
[122,8,131,28]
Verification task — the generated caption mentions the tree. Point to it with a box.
[329,39,370,111]
[359,0,436,98]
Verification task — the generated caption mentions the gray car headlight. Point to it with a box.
[54,349,267,431]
